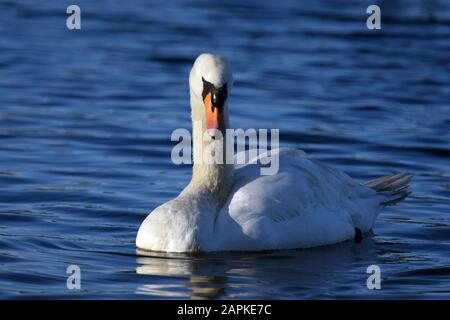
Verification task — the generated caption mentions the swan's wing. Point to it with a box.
[230,148,358,221]
[214,148,380,250]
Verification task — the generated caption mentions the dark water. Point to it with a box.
[1,0,450,299]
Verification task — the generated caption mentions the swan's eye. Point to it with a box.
[211,84,227,108]
[212,93,217,106]
[201,78,228,108]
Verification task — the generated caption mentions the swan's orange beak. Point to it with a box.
[204,92,225,137]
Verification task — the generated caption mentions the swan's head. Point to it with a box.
[189,53,233,137]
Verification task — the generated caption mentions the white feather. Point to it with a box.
[136,53,406,253]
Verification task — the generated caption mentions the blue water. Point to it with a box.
[1,0,450,299]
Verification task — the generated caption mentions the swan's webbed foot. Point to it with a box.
[354,228,362,243]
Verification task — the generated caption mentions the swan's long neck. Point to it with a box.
[188,96,234,205]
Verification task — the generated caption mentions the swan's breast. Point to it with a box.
[136,195,218,252]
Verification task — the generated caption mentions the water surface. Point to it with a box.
[0,0,449,299]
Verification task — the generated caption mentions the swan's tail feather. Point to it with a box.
[364,173,413,206]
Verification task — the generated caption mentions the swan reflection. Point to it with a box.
[135,237,381,299]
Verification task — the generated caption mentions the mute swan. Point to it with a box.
[136,53,412,252]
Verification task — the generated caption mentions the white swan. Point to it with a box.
[136,53,412,253]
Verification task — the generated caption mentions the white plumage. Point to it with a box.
[136,54,412,253]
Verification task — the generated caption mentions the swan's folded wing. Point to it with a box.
[213,149,381,250]
[229,148,355,220]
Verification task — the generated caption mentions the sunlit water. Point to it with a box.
[1,0,449,299]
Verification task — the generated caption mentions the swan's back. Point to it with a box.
[210,149,383,251]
